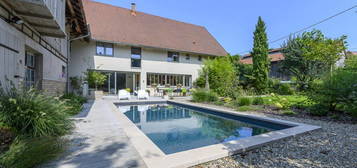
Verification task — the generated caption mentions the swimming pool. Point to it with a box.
[118,102,292,154]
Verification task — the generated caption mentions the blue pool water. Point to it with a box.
[118,103,286,154]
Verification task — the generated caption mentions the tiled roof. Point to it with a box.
[240,52,285,64]
[82,0,227,56]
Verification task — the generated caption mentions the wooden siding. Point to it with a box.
[44,0,66,30]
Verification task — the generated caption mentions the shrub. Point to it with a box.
[85,71,107,89]
[0,136,67,168]
[309,63,357,118]
[181,88,187,95]
[308,104,329,116]
[0,88,73,137]
[252,97,264,105]
[269,93,291,110]
[60,93,87,104]
[269,79,295,95]
[196,57,236,97]
[223,97,232,104]
[236,97,252,106]
[60,93,87,115]
[278,83,295,95]
[125,88,131,93]
[192,89,218,102]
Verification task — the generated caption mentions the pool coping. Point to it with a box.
[110,100,321,168]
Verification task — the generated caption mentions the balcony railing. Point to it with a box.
[6,0,66,38]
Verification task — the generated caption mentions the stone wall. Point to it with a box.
[41,79,66,96]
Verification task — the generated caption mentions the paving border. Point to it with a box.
[110,100,321,168]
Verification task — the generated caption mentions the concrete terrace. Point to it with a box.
[45,97,319,168]
[44,99,147,168]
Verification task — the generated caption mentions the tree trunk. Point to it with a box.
[205,70,210,90]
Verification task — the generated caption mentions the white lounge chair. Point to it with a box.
[137,90,149,99]
[118,89,130,100]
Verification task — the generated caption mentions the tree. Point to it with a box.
[302,31,346,76]
[196,56,236,97]
[281,30,346,90]
[251,17,269,93]
[227,54,254,89]
[85,71,107,90]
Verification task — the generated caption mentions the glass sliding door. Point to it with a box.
[103,72,115,94]
[116,73,126,91]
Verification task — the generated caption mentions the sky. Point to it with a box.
[93,0,357,55]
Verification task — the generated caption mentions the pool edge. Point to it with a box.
[110,100,321,168]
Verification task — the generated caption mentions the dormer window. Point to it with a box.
[96,42,113,56]
[185,54,190,60]
[167,51,179,62]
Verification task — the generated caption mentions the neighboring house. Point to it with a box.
[0,0,87,95]
[69,0,227,94]
[240,49,290,80]
[240,49,357,81]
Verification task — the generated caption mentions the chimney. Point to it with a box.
[131,3,136,16]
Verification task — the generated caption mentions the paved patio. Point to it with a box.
[44,99,147,168]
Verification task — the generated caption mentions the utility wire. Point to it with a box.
[269,4,357,44]
[237,4,357,55]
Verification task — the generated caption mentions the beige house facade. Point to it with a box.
[70,40,207,94]
[69,0,227,95]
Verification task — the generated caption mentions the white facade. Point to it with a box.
[69,40,208,92]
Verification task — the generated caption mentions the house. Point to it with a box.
[240,49,357,81]
[68,0,227,95]
[240,48,290,80]
[0,0,87,95]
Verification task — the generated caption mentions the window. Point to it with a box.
[62,65,66,78]
[198,55,202,61]
[167,51,179,62]
[147,73,191,87]
[96,42,113,56]
[25,52,36,88]
[185,54,190,60]
[131,47,141,68]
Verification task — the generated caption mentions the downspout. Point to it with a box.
[66,32,91,93]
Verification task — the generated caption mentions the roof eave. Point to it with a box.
[92,38,225,57]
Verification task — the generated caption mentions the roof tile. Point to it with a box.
[82,0,227,56]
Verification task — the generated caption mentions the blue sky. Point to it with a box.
[93,0,357,55]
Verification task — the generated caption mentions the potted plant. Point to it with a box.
[125,88,131,93]
[182,88,187,96]
[168,88,174,99]
[162,88,169,99]
[70,76,83,95]
[85,71,107,99]
[151,83,157,88]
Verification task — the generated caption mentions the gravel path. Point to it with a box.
[190,103,357,168]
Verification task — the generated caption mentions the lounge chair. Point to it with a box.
[137,90,149,99]
[118,89,130,100]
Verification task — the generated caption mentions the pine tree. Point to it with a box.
[251,16,269,93]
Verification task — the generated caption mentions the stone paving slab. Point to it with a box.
[43,99,147,168]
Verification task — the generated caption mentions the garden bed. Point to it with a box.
[0,128,14,154]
